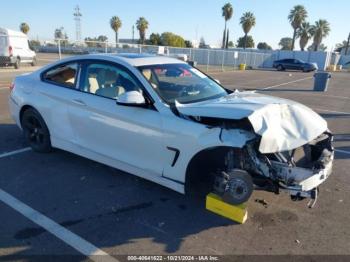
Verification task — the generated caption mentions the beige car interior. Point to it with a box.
[87,69,126,99]
[142,69,158,89]
[50,67,76,87]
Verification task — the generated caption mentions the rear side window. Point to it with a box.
[43,63,78,88]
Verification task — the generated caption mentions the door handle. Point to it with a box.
[72,99,86,106]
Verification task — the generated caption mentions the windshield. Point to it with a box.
[137,63,227,104]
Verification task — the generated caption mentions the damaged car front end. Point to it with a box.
[176,91,334,207]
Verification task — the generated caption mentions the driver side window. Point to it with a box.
[82,63,141,99]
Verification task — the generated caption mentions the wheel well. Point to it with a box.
[19,105,35,125]
[185,146,233,195]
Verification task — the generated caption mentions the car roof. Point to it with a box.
[61,53,187,67]
[0,27,27,38]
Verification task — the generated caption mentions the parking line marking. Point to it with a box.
[0,189,118,262]
[261,76,313,90]
[0,147,32,159]
[314,108,350,115]
[335,149,350,155]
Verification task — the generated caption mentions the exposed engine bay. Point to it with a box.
[177,107,334,208]
[215,129,333,208]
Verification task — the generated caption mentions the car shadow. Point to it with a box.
[0,123,27,154]
[0,125,239,259]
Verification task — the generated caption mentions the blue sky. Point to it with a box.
[1,0,348,50]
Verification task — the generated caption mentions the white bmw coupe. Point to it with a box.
[9,54,334,206]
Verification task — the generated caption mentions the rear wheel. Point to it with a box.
[21,108,52,153]
[31,57,37,66]
[277,64,284,71]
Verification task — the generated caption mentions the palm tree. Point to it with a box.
[221,3,233,49]
[19,22,30,34]
[110,16,122,47]
[240,12,256,49]
[288,5,307,50]
[297,22,312,51]
[136,17,149,45]
[310,19,330,51]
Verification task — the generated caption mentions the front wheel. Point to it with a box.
[14,58,20,69]
[276,65,284,71]
[214,169,253,205]
[21,108,52,153]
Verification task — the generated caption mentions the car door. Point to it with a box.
[68,60,166,176]
[38,61,81,144]
[292,59,302,70]
[283,59,293,70]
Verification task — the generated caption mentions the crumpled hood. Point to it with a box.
[176,91,328,153]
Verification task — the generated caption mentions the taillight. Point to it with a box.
[9,83,15,91]
[9,46,13,56]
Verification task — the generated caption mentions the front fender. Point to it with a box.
[162,125,256,186]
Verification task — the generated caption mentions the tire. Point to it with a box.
[21,108,52,153]
[31,57,37,66]
[221,169,254,205]
[277,64,284,71]
[14,58,20,69]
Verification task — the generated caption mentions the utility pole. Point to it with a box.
[345,33,350,55]
[74,5,82,43]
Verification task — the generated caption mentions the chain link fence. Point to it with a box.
[35,39,273,72]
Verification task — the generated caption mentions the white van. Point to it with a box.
[0,28,36,69]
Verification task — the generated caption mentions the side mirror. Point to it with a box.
[117,91,146,106]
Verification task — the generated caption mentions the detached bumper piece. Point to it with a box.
[206,193,248,224]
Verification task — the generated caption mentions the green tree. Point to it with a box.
[54,27,69,46]
[185,40,193,48]
[85,35,108,47]
[237,35,254,48]
[149,33,161,45]
[297,22,312,51]
[97,35,108,42]
[110,16,122,47]
[335,40,349,53]
[160,32,185,47]
[279,37,292,50]
[221,2,233,49]
[257,42,272,50]
[307,43,327,51]
[136,17,149,44]
[199,37,207,48]
[19,22,30,34]
[29,40,40,51]
[310,19,330,51]
[240,12,256,49]
[228,41,234,48]
[288,5,308,50]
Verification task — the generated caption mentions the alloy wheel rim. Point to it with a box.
[24,116,44,145]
